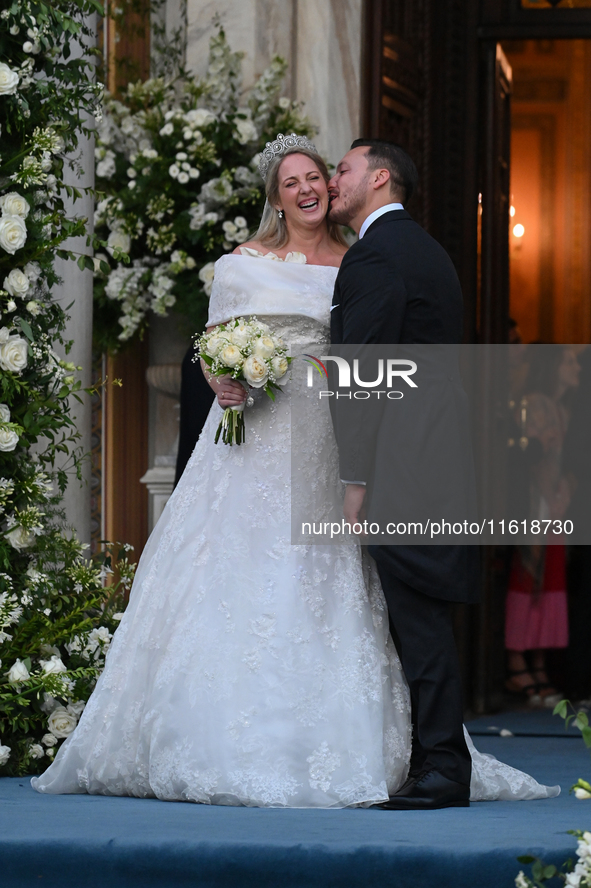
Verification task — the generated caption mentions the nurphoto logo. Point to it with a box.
[302,355,418,399]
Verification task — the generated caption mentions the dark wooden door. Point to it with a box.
[472,43,513,713]
[479,43,513,345]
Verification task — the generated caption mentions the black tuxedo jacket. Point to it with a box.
[330,210,480,603]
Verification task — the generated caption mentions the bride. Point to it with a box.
[32,134,558,807]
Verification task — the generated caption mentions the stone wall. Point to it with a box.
[186,0,363,165]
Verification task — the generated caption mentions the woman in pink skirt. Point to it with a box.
[505,346,580,704]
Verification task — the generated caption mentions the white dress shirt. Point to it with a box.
[358,202,404,239]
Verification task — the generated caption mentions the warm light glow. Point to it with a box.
[513,223,525,238]
[510,205,516,217]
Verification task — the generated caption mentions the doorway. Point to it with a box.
[503,39,591,345]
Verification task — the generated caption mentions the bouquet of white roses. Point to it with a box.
[195,317,290,445]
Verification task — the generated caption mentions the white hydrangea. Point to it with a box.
[96,150,116,179]
[198,262,216,297]
[234,117,258,145]
[199,176,233,207]
[184,108,217,128]
[188,204,218,231]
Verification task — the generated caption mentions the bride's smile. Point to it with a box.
[276,153,330,226]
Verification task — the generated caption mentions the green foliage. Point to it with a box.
[515,832,589,887]
[554,700,591,798]
[0,2,132,775]
[0,542,134,776]
[514,704,591,888]
[92,26,317,352]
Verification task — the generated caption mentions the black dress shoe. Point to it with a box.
[374,769,470,810]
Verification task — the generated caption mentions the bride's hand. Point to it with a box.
[209,373,248,408]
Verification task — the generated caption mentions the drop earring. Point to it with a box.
[277,209,284,219]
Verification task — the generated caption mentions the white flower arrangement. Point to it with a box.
[196,317,290,445]
[0,1,131,779]
[517,831,591,887]
[516,703,591,887]
[93,27,315,352]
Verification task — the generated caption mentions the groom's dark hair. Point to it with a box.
[350,139,418,205]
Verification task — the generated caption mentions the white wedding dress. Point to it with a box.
[32,252,559,806]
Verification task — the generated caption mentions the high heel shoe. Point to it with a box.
[504,668,540,701]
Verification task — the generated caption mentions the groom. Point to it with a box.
[328,140,480,810]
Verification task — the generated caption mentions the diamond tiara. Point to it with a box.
[258,132,318,182]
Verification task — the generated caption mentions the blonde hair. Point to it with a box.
[254,147,348,250]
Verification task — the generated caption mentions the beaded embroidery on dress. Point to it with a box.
[32,253,559,805]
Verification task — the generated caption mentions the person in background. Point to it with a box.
[562,345,591,701]
[505,345,580,705]
[174,345,215,487]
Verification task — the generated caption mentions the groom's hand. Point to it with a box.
[343,484,367,534]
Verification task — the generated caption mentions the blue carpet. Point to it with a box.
[465,708,582,737]
[1,736,589,888]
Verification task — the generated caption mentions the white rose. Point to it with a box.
[168,164,180,179]
[47,707,77,739]
[6,299,16,313]
[234,216,247,229]
[29,743,44,760]
[205,335,225,358]
[159,122,174,136]
[1,192,30,218]
[106,230,131,256]
[230,326,251,348]
[0,427,19,451]
[0,404,10,422]
[219,344,242,368]
[41,733,57,747]
[0,196,28,225]
[7,658,30,684]
[278,96,291,109]
[253,336,276,359]
[0,335,28,373]
[0,744,10,766]
[271,355,289,381]
[40,655,67,675]
[0,215,27,254]
[0,62,19,95]
[3,268,30,296]
[0,327,9,344]
[6,525,35,551]
[574,787,591,800]
[243,354,269,388]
